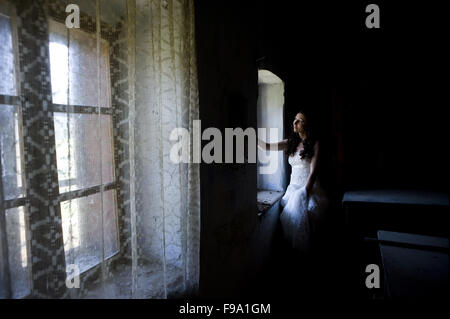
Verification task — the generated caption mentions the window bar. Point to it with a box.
[0,95,20,105]
[126,0,138,297]
[0,140,12,298]
[64,5,75,279]
[3,197,26,210]
[96,0,107,293]
[57,181,117,203]
[50,103,113,115]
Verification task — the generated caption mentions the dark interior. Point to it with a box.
[195,0,448,300]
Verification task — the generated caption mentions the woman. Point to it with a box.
[258,110,328,252]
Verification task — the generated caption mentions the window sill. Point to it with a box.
[257,189,284,217]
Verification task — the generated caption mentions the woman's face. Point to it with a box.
[293,112,306,134]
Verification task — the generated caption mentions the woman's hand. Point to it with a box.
[257,138,267,151]
[257,138,288,151]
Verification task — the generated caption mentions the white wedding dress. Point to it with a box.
[280,148,328,252]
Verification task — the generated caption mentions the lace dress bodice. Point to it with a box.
[288,149,311,188]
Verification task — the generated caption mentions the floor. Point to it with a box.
[79,260,182,299]
[242,209,384,301]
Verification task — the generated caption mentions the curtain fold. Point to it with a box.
[0,0,200,299]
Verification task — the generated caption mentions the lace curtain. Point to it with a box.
[0,0,200,298]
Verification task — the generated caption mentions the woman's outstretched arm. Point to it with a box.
[305,141,320,196]
[257,138,288,151]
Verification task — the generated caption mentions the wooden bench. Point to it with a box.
[342,189,449,237]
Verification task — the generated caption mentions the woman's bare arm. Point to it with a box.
[305,141,320,196]
[257,138,288,151]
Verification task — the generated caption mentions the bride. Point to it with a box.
[258,110,328,252]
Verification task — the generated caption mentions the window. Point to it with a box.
[0,2,31,299]
[1,0,126,295]
[256,69,287,214]
[2,0,200,299]
[48,19,119,274]
[1,8,122,298]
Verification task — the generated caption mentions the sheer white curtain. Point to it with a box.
[131,0,200,298]
[0,0,200,299]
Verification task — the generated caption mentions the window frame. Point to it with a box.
[46,18,121,274]
[0,0,32,299]
[1,1,128,297]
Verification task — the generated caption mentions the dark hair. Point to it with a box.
[285,110,316,159]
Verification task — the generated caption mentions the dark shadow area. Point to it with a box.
[195,0,448,300]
